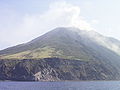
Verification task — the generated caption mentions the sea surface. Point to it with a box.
[0,81,120,90]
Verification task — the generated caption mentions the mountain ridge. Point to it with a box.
[1,27,120,81]
[0,27,120,60]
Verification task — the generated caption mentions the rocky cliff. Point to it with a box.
[0,58,120,81]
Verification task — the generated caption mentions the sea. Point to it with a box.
[0,81,120,90]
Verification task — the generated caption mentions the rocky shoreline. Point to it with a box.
[0,58,120,81]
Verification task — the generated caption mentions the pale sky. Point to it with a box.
[0,0,120,50]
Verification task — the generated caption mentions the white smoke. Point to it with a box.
[82,30,120,55]
[0,1,95,50]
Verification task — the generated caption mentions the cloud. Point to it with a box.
[91,20,99,24]
[0,1,95,50]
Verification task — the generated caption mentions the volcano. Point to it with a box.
[0,27,120,81]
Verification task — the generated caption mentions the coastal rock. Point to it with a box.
[0,58,119,81]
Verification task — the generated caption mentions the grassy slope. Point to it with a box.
[1,46,90,61]
[0,28,93,61]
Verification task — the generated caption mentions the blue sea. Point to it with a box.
[0,81,120,90]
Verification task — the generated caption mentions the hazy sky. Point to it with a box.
[0,0,120,50]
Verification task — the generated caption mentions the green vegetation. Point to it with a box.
[0,46,90,61]
[0,28,94,61]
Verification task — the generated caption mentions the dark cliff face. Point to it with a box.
[0,58,120,81]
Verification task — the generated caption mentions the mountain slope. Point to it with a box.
[1,27,120,81]
[0,27,120,62]
[0,27,98,60]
